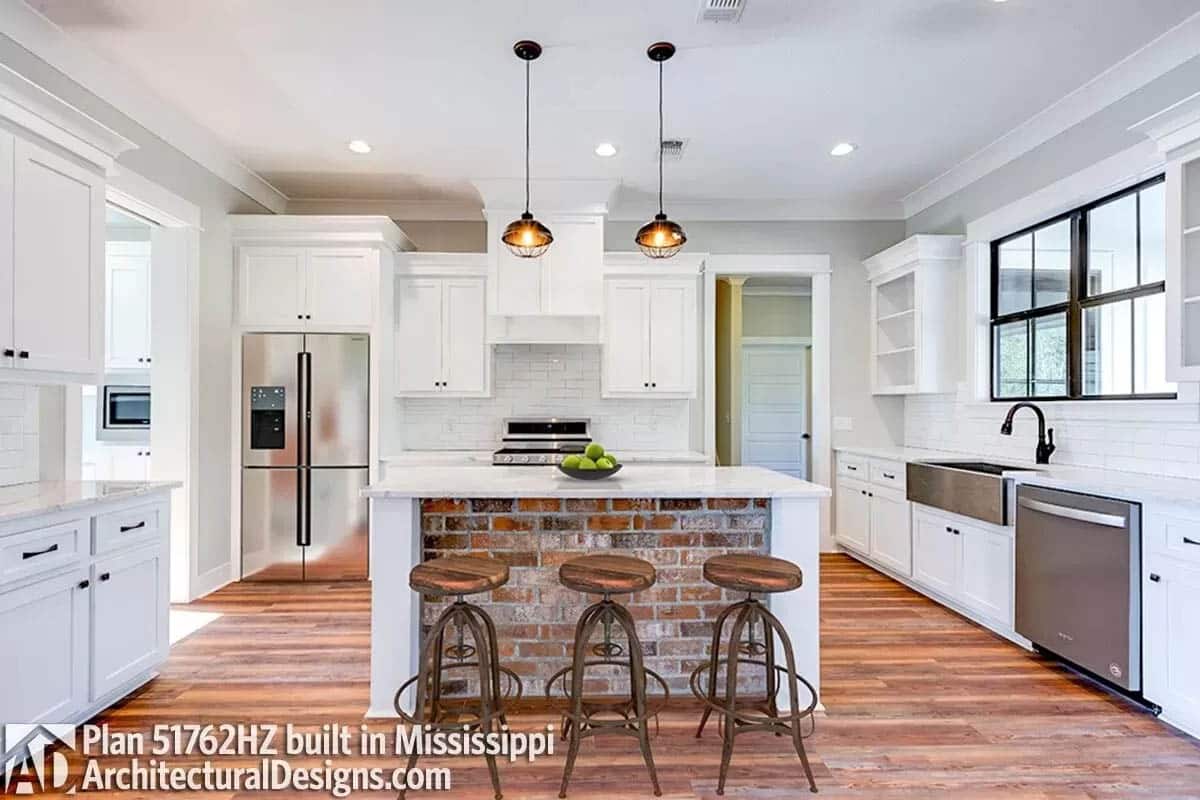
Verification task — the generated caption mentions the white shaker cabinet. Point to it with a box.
[834,476,871,555]
[394,275,488,397]
[912,508,960,597]
[238,247,306,327]
[911,504,1014,627]
[105,240,152,370]
[869,488,913,575]
[1144,554,1200,738]
[237,246,379,329]
[490,216,604,317]
[835,453,911,574]
[602,276,697,398]
[91,544,168,700]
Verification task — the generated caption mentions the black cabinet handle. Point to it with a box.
[99,572,111,582]
[1183,537,1200,546]
[2,349,12,357]
[77,579,90,590]
[1149,573,1161,583]
[882,472,895,479]
[22,543,59,560]
[846,465,857,471]
[119,521,146,533]
[17,351,28,359]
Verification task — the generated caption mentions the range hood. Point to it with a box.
[476,179,617,345]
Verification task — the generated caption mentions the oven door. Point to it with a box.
[97,385,150,442]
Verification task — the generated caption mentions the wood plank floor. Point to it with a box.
[78,554,1199,798]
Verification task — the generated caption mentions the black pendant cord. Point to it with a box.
[657,60,664,216]
[525,58,531,216]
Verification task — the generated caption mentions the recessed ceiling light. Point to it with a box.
[347,139,372,154]
[594,142,618,158]
[830,142,857,157]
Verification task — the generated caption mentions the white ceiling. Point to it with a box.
[27,0,1200,218]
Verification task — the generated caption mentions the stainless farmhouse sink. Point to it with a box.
[906,460,1036,526]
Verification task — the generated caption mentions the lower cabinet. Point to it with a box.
[1144,554,1200,737]
[912,505,1014,627]
[835,476,911,576]
[834,477,871,554]
[0,568,89,723]
[91,545,168,700]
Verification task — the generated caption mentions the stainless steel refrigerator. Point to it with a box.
[241,333,369,581]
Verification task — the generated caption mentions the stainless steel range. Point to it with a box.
[492,418,590,465]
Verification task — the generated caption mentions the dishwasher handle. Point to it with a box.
[1018,496,1126,528]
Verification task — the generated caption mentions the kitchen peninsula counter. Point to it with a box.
[363,465,829,717]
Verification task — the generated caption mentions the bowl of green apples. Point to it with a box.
[557,442,622,480]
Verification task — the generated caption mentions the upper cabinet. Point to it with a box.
[0,65,135,384]
[231,215,412,332]
[601,256,702,399]
[394,254,490,398]
[864,234,963,395]
[105,240,152,370]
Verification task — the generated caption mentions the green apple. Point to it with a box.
[578,457,598,470]
[596,457,614,470]
[585,442,606,461]
[603,452,618,465]
[561,454,583,469]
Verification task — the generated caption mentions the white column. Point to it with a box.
[367,496,421,718]
[768,496,821,707]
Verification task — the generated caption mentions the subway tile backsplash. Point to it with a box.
[397,345,691,452]
[905,392,1200,479]
[0,385,39,487]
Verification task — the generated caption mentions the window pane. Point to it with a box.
[1032,313,1067,397]
[997,234,1032,315]
[1083,300,1132,396]
[994,320,1028,398]
[1135,292,1174,394]
[1087,193,1138,294]
[1033,221,1070,307]
[1140,182,1166,285]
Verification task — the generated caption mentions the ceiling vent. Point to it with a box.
[660,139,688,161]
[698,0,745,23]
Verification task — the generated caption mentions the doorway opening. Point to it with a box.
[715,276,812,478]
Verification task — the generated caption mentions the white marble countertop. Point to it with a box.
[834,443,1200,511]
[380,450,712,466]
[0,480,181,527]
[363,464,829,499]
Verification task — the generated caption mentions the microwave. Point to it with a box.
[98,385,150,442]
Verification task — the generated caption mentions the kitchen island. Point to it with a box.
[362,465,829,717]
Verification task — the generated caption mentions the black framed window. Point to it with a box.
[991,175,1175,401]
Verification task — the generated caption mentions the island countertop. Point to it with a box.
[362,464,831,499]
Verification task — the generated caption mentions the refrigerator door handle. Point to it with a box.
[303,350,313,465]
[296,350,307,465]
[300,467,312,547]
[295,466,306,547]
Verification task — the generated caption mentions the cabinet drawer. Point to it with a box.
[870,459,906,491]
[837,453,868,480]
[93,502,165,555]
[0,519,85,588]
[1151,515,1200,566]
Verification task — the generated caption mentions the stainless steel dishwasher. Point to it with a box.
[1015,484,1144,696]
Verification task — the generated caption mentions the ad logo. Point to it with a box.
[1,725,77,795]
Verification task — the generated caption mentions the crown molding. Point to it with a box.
[901,10,1200,219]
[229,214,415,251]
[5,0,287,211]
[607,196,903,222]
[472,178,617,215]
[285,196,485,222]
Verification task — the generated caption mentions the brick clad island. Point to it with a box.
[361,464,830,718]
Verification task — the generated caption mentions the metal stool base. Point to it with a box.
[690,596,818,795]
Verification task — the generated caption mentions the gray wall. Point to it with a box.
[607,221,908,449]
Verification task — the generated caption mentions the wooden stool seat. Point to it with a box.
[559,554,656,594]
[410,556,509,596]
[703,554,802,594]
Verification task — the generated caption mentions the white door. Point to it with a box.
[492,246,543,315]
[441,278,488,395]
[91,545,167,700]
[741,344,808,478]
[603,280,650,395]
[12,137,104,375]
[835,478,871,554]
[869,490,912,576]
[958,522,1013,624]
[0,130,13,364]
[913,508,960,598]
[105,241,152,370]
[543,219,603,315]
[306,249,376,327]
[1144,556,1200,735]
[394,278,445,395]
[238,247,306,326]
[647,278,697,395]
[0,569,89,723]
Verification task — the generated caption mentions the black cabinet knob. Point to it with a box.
[99,572,111,582]
[77,579,90,590]
[17,351,29,359]
[146,357,151,363]
[1149,573,1161,583]
[651,382,657,388]
[305,314,312,320]
[2,349,12,358]
[643,382,649,388]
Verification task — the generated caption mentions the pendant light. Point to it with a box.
[502,40,553,259]
[635,41,686,259]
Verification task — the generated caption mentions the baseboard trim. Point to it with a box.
[191,563,234,601]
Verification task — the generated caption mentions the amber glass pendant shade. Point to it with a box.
[501,212,554,258]
[635,213,686,258]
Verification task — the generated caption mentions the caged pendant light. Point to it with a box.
[501,40,554,259]
[635,42,686,259]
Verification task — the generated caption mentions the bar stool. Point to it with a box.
[690,553,818,795]
[394,555,522,800]
[546,554,668,798]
